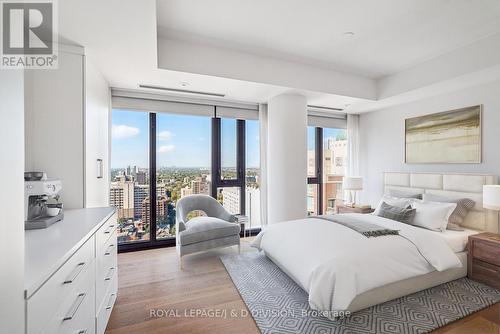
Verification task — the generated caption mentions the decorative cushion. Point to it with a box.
[387,188,423,199]
[411,201,457,232]
[423,194,475,231]
[180,217,240,246]
[376,202,416,225]
[374,195,416,215]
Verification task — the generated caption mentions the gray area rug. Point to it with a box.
[221,252,500,334]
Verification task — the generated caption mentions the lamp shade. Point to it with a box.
[343,177,363,190]
[483,185,500,211]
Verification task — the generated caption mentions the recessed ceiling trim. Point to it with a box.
[307,104,344,112]
[139,84,226,97]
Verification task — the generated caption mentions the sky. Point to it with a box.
[308,126,346,150]
[111,109,260,169]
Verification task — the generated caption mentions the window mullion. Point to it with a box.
[149,113,157,242]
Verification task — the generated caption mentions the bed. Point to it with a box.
[253,172,498,317]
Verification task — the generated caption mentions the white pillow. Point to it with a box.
[411,201,457,232]
[374,195,415,215]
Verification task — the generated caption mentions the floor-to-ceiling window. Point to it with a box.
[110,106,259,251]
[155,113,212,240]
[307,125,347,215]
[111,110,150,243]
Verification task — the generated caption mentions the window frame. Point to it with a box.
[116,111,252,253]
[307,127,323,215]
[211,115,246,215]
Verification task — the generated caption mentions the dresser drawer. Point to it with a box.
[472,240,500,267]
[96,229,117,280]
[96,277,118,334]
[470,259,500,290]
[96,229,117,307]
[43,283,96,334]
[96,213,117,253]
[27,236,95,334]
[37,260,96,334]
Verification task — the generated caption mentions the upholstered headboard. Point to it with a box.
[384,172,499,232]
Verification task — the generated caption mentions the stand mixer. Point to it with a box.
[25,172,64,230]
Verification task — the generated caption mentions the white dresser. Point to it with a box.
[25,207,118,334]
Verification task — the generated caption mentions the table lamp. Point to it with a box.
[343,176,363,207]
[483,185,500,233]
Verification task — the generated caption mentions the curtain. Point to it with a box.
[346,114,360,176]
[259,103,268,226]
[345,114,360,202]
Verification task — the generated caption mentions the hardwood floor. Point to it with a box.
[106,238,499,334]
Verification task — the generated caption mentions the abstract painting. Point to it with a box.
[405,105,482,163]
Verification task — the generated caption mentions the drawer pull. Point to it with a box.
[104,224,115,234]
[63,293,86,321]
[105,293,116,310]
[63,262,86,284]
[77,330,87,334]
[104,244,115,256]
[105,267,115,281]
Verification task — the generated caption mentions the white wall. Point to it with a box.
[85,57,110,207]
[25,49,85,208]
[360,79,500,206]
[267,93,307,223]
[0,71,25,334]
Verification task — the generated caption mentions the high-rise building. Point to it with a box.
[109,180,134,219]
[136,171,147,185]
[141,195,169,225]
[180,186,193,198]
[221,188,240,214]
[191,175,209,194]
[157,184,166,197]
[133,185,149,220]
[323,138,347,214]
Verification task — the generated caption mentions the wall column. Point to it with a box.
[267,93,307,223]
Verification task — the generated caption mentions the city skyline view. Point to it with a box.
[111,109,260,169]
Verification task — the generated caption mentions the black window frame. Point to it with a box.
[211,115,246,215]
[307,127,323,215]
[117,111,251,253]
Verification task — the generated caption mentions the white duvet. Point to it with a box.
[252,213,462,314]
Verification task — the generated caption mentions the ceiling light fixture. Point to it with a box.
[139,84,225,97]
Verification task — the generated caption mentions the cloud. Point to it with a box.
[158,130,173,141]
[112,124,140,139]
[158,144,175,153]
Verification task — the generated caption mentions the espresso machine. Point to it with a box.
[25,172,64,230]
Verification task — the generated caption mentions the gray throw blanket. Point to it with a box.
[316,214,399,237]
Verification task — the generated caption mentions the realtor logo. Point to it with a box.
[1,0,58,69]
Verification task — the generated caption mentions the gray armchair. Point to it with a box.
[176,195,241,269]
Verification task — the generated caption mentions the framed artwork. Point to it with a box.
[405,105,482,164]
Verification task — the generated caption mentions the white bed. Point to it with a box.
[253,172,498,317]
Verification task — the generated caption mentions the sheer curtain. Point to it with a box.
[345,114,360,202]
[259,103,268,226]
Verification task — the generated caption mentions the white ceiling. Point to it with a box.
[157,0,500,79]
[58,0,500,114]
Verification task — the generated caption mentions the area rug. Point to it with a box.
[221,252,500,334]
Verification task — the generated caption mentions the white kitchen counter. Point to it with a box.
[24,207,115,298]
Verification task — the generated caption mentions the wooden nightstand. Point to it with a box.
[467,233,500,290]
[336,204,375,214]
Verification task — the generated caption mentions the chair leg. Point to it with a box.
[238,243,241,254]
[179,256,184,270]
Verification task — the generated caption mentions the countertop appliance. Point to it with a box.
[25,172,64,230]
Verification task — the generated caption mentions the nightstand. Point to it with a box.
[467,232,500,290]
[336,204,375,214]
